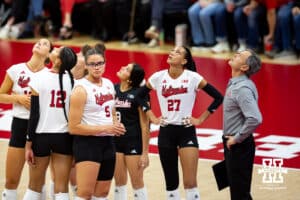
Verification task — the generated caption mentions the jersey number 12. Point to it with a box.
[49,90,66,108]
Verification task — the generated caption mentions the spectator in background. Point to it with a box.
[90,0,114,41]
[262,0,296,59]
[224,0,249,52]
[17,0,44,39]
[42,0,62,37]
[114,0,136,42]
[119,0,151,44]
[144,0,190,47]
[0,0,29,39]
[0,0,12,27]
[17,0,63,38]
[210,1,231,53]
[59,0,90,40]
[188,0,229,52]
[293,0,300,57]
[235,0,265,53]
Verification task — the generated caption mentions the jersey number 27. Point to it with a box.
[167,99,181,111]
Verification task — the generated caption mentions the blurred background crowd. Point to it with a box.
[0,0,299,60]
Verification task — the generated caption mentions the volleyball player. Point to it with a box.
[113,63,150,200]
[23,46,77,200]
[68,46,126,200]
[139,46,223,200]
[64,43,108,199]
[0,38,53,200]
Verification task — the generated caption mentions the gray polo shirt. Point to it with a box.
[223,75,262,143]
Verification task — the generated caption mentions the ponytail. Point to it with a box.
[183,46,197,72]
[58,47,77,121]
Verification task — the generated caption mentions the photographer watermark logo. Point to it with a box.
[258,158,288,190]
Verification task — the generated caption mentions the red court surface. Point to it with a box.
[1,40,300,169]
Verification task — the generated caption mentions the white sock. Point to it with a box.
[55,192,70,200]
[74,197,85,200]
[41,185,46,200]
[185,187,200,200]
[70,184,77,198]
[2,189,17,200]
[114,185,127,200]
[133,187,147,200]
[166,189,181,200]
[91,196,108,200]
[49,180,55,200]
[22,189,41,200]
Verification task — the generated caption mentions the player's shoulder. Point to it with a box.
[8,62,26,71]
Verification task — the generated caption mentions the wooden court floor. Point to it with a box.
[1,140,299,200]
[0,37,300,199]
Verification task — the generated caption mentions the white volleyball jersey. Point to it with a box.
[29,70,73,133]
[6,63,48,119]
[74,78,115,136]
[148,69,203,125]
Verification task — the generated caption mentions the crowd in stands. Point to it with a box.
[0,0,299,59]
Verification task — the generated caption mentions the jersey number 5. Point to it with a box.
[49,90,66,108]
[105,106,111,117]
[167,99,181,111]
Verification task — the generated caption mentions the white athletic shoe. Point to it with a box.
[147,38,158,48]
[211,42,230,53]
[237,43,247,52]
[0,25,10,39]
[9,22,25,39]
[145,25,159,39]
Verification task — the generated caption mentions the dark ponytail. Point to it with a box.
[183,46,197,72]
[129,63,145,88]
[58,47,77,121]
[44,41,54,65]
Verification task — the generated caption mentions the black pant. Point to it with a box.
[223,135,255,200]
[91,0,115,41]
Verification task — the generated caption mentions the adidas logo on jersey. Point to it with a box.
[128,94,135,99]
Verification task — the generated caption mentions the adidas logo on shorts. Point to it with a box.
[187,140,194,145]
[130,149,137,154]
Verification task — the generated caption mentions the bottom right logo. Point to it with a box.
[257,158,288,190]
